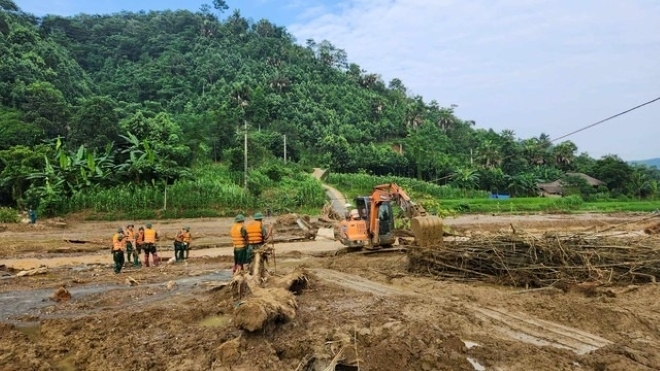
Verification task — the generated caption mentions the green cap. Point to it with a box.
[235,214,245,222]
[146,223,152,228]
[184,226,190,231]
[253,212,263,220]
[117,227,124,233]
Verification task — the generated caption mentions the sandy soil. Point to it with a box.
[1,212,659,370]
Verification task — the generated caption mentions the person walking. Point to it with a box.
[111,227,126,274]
[142,223,159,267]
[230,214,248,273]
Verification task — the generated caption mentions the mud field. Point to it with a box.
[1,213,660,371]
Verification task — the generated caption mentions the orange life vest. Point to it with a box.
[112,233,125,251]
[182,231,191,243]
[144,228,156,243]
[136,230,144,244]
[231,223,247,248]
[246,221,264,244]
[125,229,135,244]
[175,230,184,242]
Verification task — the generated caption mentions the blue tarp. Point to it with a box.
[489,194,510,199]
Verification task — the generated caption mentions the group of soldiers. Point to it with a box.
[230,212,271,273]
[109,212,270,275]
[110,223,192,274]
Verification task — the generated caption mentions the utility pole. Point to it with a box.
[244,119,248,192]
[283,134,287,164]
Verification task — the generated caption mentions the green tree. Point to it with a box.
[69,96,120,150]
[591,155,632,196]
[20,82,70,138]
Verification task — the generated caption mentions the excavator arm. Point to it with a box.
[369,183,443,247]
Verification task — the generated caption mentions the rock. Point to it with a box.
[16,267,48,277]
[126,277,139,286]
[167,257,176,265]
[51,287,71,303]
[166,280,177,290]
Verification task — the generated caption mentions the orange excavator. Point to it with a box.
[338,183,444,249]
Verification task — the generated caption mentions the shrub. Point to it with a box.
[551,195,584,210]
[0,207,19,223]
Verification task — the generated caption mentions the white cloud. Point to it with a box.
[288,0,660,160]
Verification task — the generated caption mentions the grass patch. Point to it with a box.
[433,198,659,214]
[326,172,488,201]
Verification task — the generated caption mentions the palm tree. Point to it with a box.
[451,168,480,197]
[477,139,502,168]
[553,141,577,170]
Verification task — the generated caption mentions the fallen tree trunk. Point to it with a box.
[232,267,310,332]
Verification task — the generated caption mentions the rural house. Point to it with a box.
[537,173,605,196]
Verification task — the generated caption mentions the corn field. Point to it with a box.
[326,173,489,199]
[65,165,326,215]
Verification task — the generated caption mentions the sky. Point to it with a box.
[15,0,660,161]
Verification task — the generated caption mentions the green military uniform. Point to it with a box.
[112,227,126,274]
[231,214,249,273]
[124,224,138,267]
[246,212,269,262]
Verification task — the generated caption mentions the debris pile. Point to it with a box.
[408,234,660,287]
[320,202,343,222]
[644,222,660,235]
[51,287,71,302]
[273,213,317,241]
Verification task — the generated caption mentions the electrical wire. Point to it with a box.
[550,95,660,142]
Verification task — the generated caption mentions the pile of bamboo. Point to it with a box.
[408,233,660,287]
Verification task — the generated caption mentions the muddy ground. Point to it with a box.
[1,213,660,370]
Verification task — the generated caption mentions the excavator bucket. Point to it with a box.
[410,215,444,247]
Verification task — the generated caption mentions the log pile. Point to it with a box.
[408,233,660,287]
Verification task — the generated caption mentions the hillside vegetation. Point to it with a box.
[1,0,658,218]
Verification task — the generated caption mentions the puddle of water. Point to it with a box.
[467,357,486,371]
[0,270,232,321]
[16,323,41,341]
[198,314,231,328]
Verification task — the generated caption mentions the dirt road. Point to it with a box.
[312,167,351,215]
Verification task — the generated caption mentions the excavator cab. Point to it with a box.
[355,196,396,248]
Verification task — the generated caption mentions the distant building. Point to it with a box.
[537,172,605,197]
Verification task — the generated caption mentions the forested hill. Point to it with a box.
[1,0,658,214]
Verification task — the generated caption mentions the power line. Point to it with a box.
[551,95,660,142]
